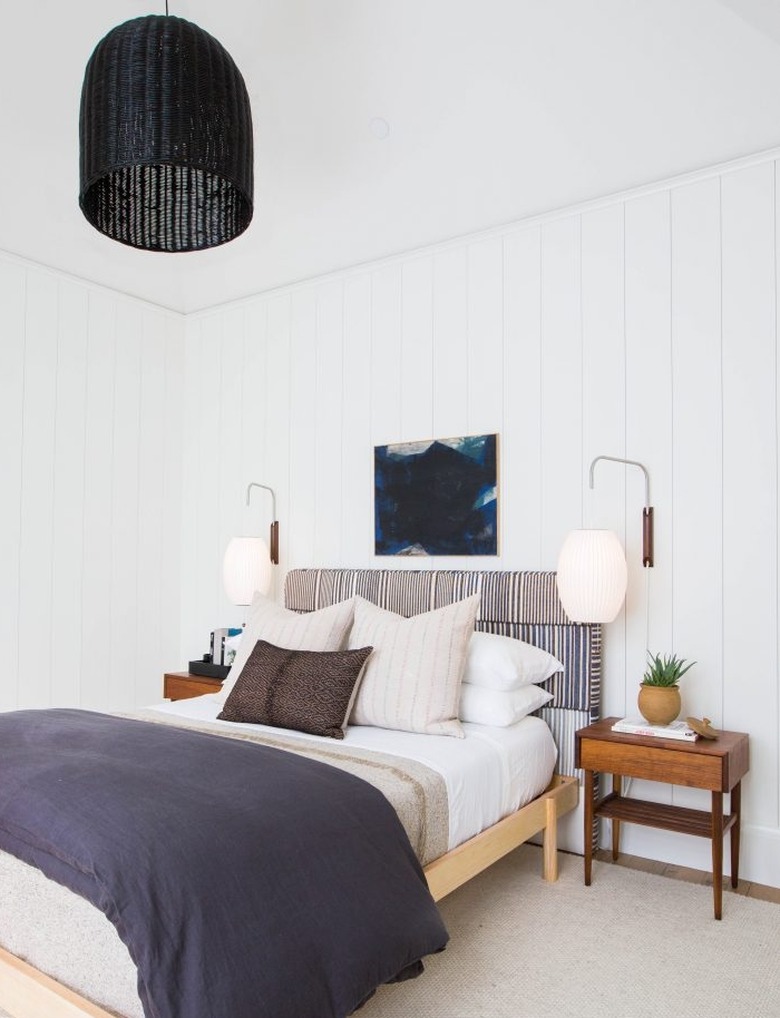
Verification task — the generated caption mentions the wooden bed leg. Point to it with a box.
[542,796,558,881]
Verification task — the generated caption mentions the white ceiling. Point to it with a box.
[2,0,780,313]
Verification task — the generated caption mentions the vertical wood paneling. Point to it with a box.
[193,316,223,646]
[179,317,203,664]
[432,247,468,437]
[466,238,503,567]
[370,266,403,445]
[135,310,168,704]
[50,281,88,707]
[232,302,269,628]
[467,237,503,437]
[670,179,723,733]
[581,205,627,719]
[216,307,246,629]
[17,273,58,708]
[624,191,674,696]
[502,228,542,569]
[160,315,184,687]
[265,295,292,598]
[540,217,582,567]
[240,300,268,498]
[623,191,674,821]
[109,305,142,709]
[370,266,403,568]
[0,257,182,713]
[721,163,778,828]
[400,256,434,441]
[80,292,116,709]
[776,160,780,832]
[341,275,373,565]
[0,262,26,711]
[315,282,345,566]
[287,290,317,570]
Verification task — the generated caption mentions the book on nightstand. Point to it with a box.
[611,717,699,741]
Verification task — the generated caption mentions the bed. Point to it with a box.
[0,568,600,1018]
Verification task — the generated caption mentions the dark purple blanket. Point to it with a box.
[0,709,448,1018]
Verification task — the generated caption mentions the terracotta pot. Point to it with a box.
[637,684,681,726]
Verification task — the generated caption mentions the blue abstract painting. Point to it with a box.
[374,434,498,556]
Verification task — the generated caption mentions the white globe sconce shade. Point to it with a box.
[223,537,272,605]
[556,530,628,623]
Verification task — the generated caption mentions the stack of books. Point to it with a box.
[611,717,698,741]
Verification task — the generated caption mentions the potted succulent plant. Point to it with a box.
[638,652,695,726]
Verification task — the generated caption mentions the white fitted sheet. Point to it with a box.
[148,693,558,850]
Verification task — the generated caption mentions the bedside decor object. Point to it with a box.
[638,652,695,725]
[687,716,719,740]
[556,529,627,623]
[374,434,497,556]
[79,10,253,251]
[611,717,697,741]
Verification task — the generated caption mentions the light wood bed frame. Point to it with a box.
[0,568,596,1018]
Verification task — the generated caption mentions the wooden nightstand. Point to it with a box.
[164,672,224,701]
[575,717,749,919]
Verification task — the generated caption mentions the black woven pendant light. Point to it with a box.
[79,15,253,252]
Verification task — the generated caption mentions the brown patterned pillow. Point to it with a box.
[217,640,373,739]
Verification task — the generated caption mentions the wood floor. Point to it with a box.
[592,848,780,904]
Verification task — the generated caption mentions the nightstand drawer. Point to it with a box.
[578,738,724,790]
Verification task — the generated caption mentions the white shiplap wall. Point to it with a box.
[0,253,185,712]
[182,151,780,886]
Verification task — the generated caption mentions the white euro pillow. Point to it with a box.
[459,684,553,727]
[348,594,480,738]
[463,631,563,691]
[216,593,356,703]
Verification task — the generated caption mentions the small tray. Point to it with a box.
[188,660,231,680]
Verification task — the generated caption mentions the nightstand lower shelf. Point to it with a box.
[596,793,738,839]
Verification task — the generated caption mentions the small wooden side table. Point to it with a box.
[164,671,224,701]
[575,717,749,919]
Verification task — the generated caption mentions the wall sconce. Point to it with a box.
[557,530,628,623]
[222,482,279,606]
[590,455,654,568]
[556,455,653,623]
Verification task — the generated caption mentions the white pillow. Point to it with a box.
[463,631,563,691]
[348,594,480,738]
[459,684,553,727]
[216,593,356,703]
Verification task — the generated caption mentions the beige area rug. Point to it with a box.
[359,846,780,1018]
[1,846,777,1018]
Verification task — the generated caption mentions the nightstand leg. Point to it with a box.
[730,781,742,888]
[612,774,622,861]
[584,768,594,886]
[712,791,724,920]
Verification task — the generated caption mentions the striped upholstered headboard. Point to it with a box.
[284,569,600,777]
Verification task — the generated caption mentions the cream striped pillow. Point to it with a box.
[216,594,356,703]
[348,594,480,738]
